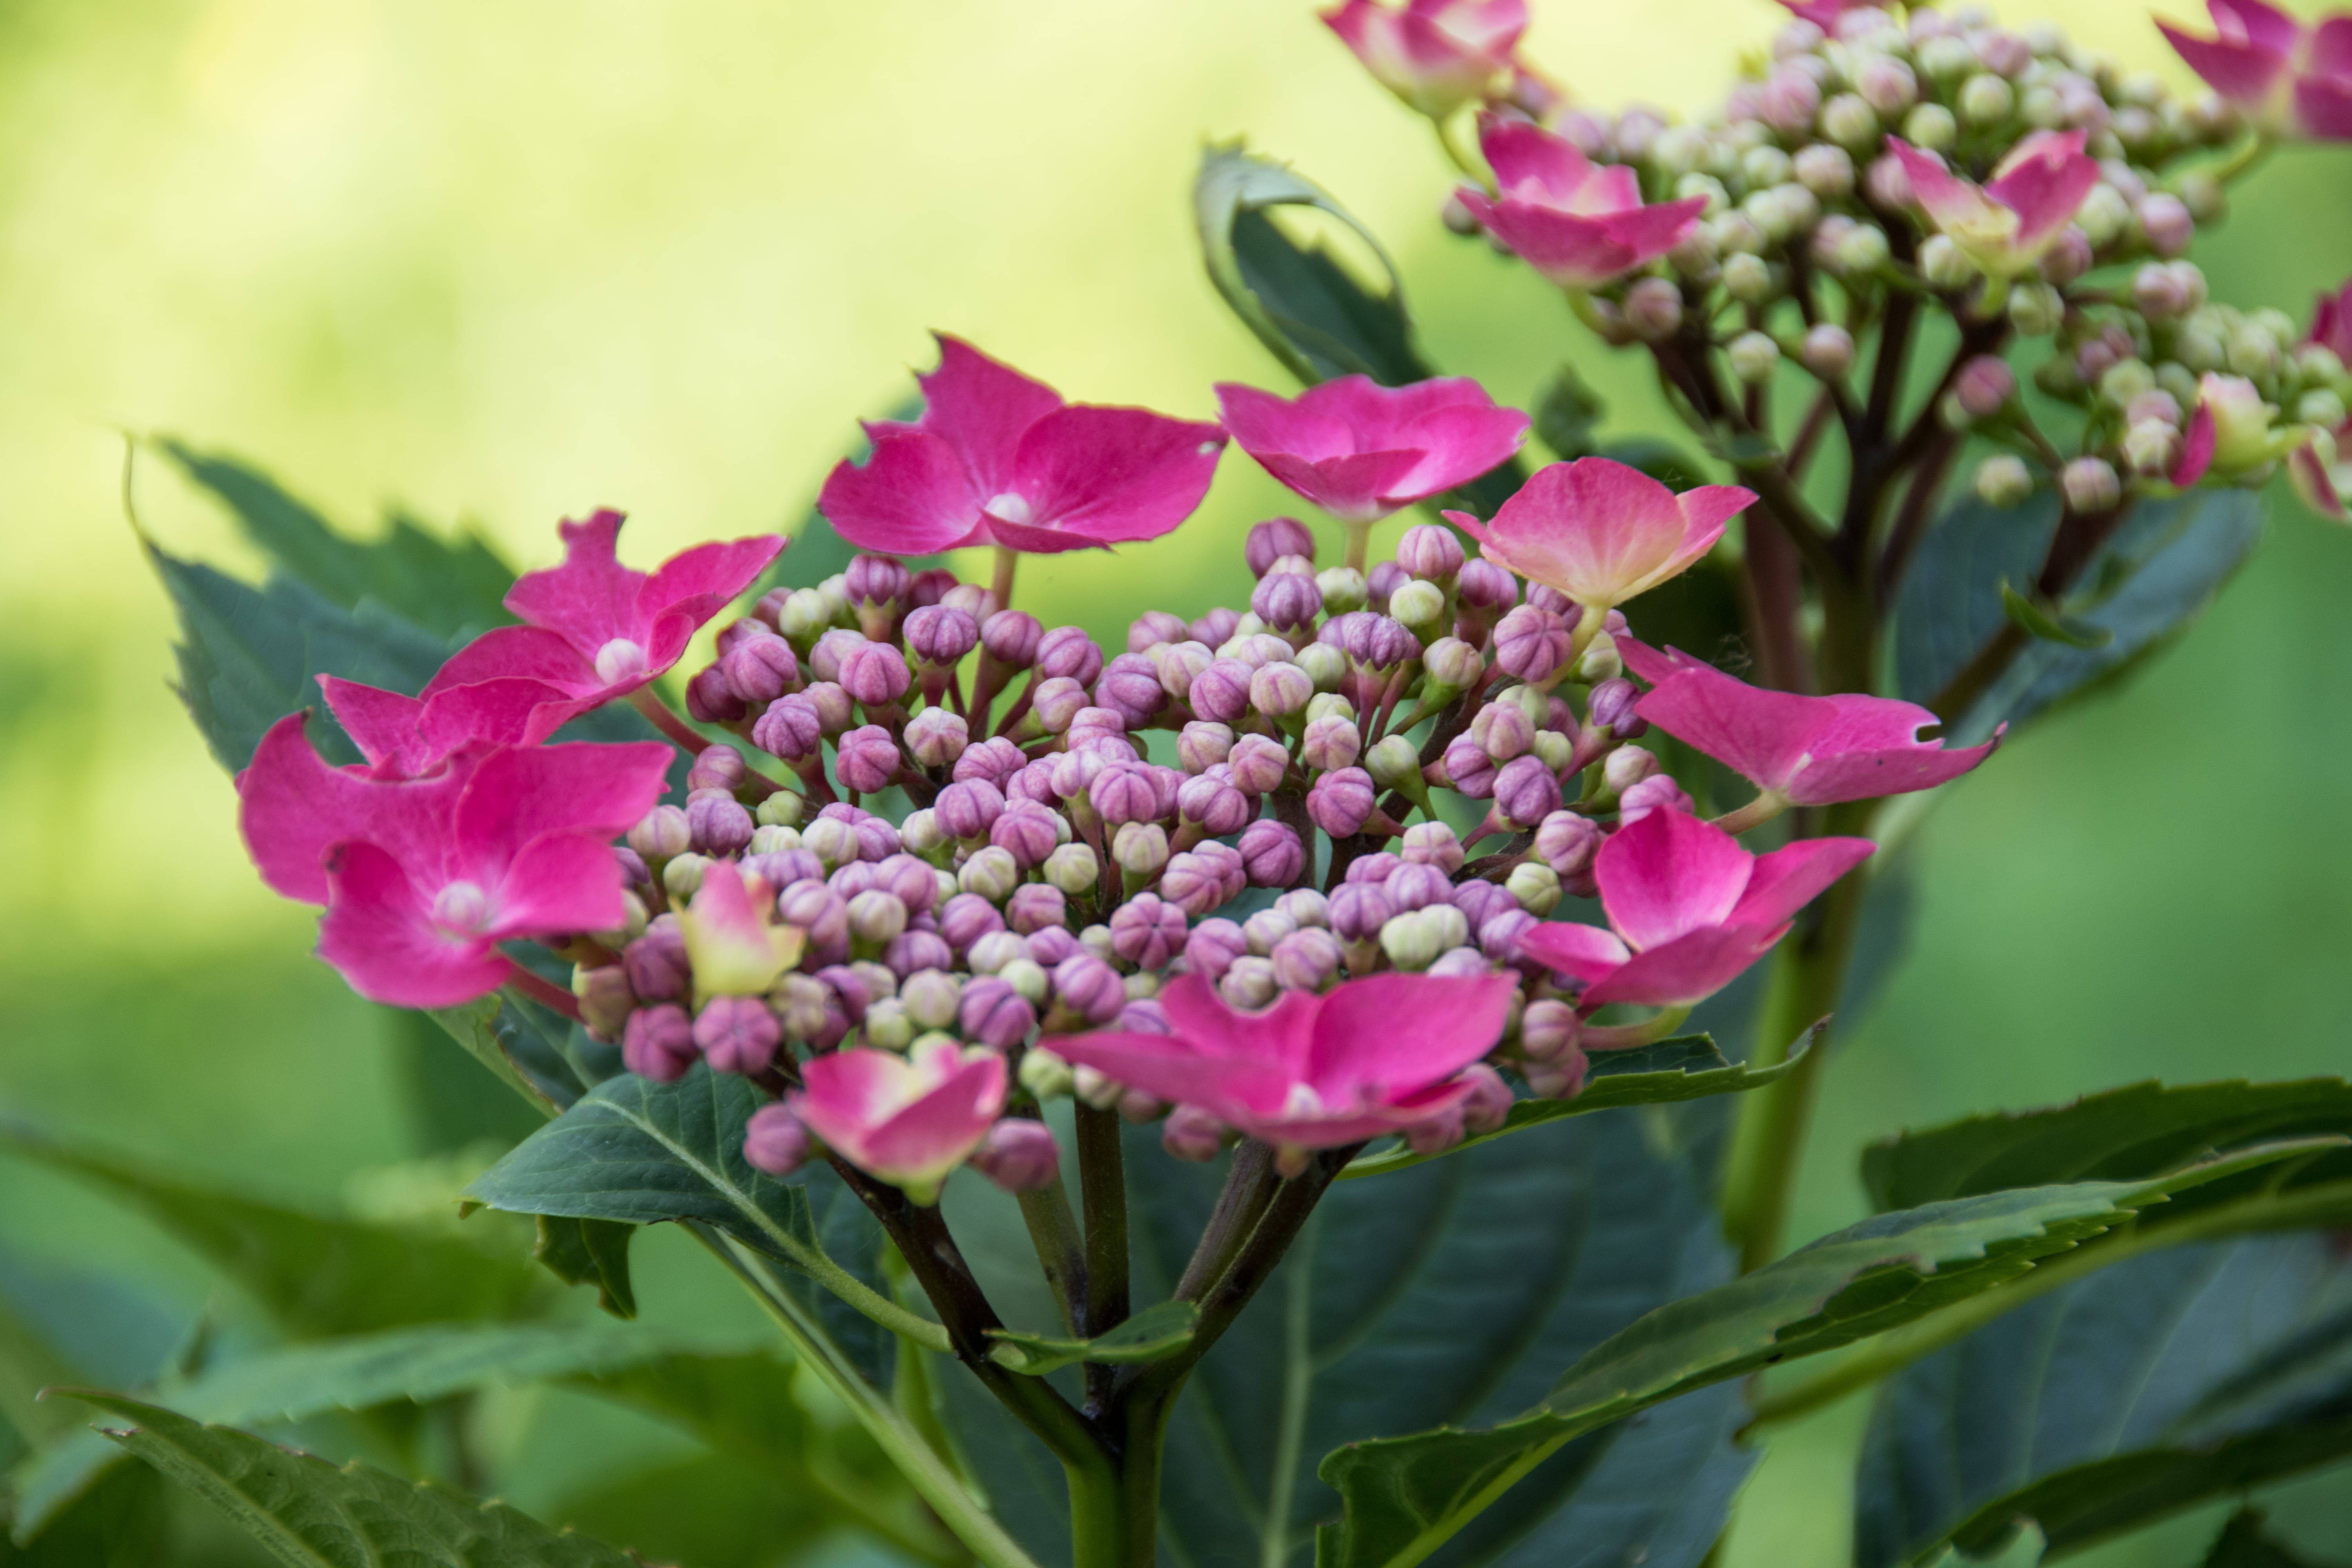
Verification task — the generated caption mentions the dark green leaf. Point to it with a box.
[0,1450,172,1566]
[1338,1031,1814,1181]
[62,1391,642,1567]
[534,1217,637,1320]
[985,1301,1199,1375]
[0,1123,543,1338]
[1998,579,2116,648]
[1893,487,2265,744]
[1313,1152,2301,1568]
[158,439,515,641]
[533,1452,835,1568]
[1532,365,1606,458]
[428,992,599,1117]
[2203,1508,2339,1568]
[1855,1235,2352,1567]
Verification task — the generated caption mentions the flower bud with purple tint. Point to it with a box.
[1190,608,1243,648]
[1535,811,1602,879]
[980,609,1042,669]
[686,665,748,724]
[884,929,955,980]
[1345,851,1400,885]
[1492,605,1573,684]
[1400,821,1463,874]
[1470,701,1534,762]
[1109,894,1188,969]
[1270,927,1343,993]
[957,846,1021,903]
[1327,882,1395,944]
[951,736,1023,788]
[1602,745,1660,796]
[1176,772,1251,835]
[1156,851,1222,917]
[893,710,964,773]
[1453,1063,1512,1135]
[720,635,801,706]
[1184,919,1246,981]
[1301,714,1361,773]
[574,963,637,1042]
[742,1103,810,1175]
[687,789,755,856]
[1006,882,1067,936]
[1384,861,1452,914]
[630,804,692,861]
[686,748,747,797]
[771,972,849,1048]
[1394,522,1465,582]
[990,802,1063,869]
[2139,194,2192,258]
[905,606,980,669]
[1585,677,1645,738]
[624,919,691,1002]
[2062,456,2122,514]
[1126,610,1187,654]
[1052,953,1125,1026]
[1307,768,1377,836]
[1251,571,1321,632]
[694,995,781,1075]
[844,553,909,610]
[969,1119,1060,1192]
[1249,662,1314,718]
[1227,735,1289,796]
[1442,735,1498,798]
[1246,516,1316,576]
[1114,822,1171,880]
[835,641,911,710]
[1456,557,1517,613]
[1036,842,1095,897]
[1188,659,1254,724]
[1178,721,1234,773]
[1022,925,1076,968]
[1095,654,1165,727]
[1163,1105,1226,1161]
[1478,907,1535,963]
[847,890,910,949]
[959,976,1037,1049]
[967,933,1024,978]
[623,1004,698,1081]
[1494,755,1563,828]
[895,969,960,1031]
[1153,641,1213,702]
[1091,764,1162,827]
[800,682,854,735]
[1036,626,1105,685]
[1220,956,1280,1009]
[834,726,901,794]
[1232,818,1301,889]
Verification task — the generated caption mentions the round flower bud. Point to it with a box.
[903,708,969,771]
[1470,701,1535,762]
[1306,768,1377,837]
[1162,1105,1226,1162]
[965,1118,1060,1193]
[1623,278,1684,342]
[1385,861,1452,913]
[998,958,1051,1006]
[1250,570,1322,632]
[1288,714,1357,775]
[1238,818,1306,889]
[846,889,909,949]
[2040,227,2093,287]
[1035,627,1106,687]
[1175,773,1251,836]
[1271,927,1343,992]
[1243,907,1299,958]
[1414,637,1479,696]
[1112,821,1171,880]
[1831,221,1892,278]
[1227,734,1290,797]
[974,608,1042,670]
[686,746,748,797]
[1720,252,1774,305]
[629,804,692,861]
[754,791,806,829]
[2061,456,2122,514]
[661,852,710,901]
[719,634,801,706]
[1152,641,1214,703]
[1975,453,2035,506]
[1381,907,1465,971]
[1219,956,1280,1010]
[1902,100,1959,150]
[883,929,953,982]
[1914,234,1969,292]
[1494,755,1564,828]
[1327,881,1395,944]
[1492,605,1573,684]
[1728,330,1780,385]
[1028,844,1092,901]
[831,725,898,795]
[2123,418,2183,478]
[1397,523,1466,582]
[623,1003,698,1082]
[854,996,911,1051]
[991,802,1064,869]
[1389,823,1458,877]
[1455,1063,1513,1136]
[2138,194,2194,258]
[893,606,973,671]
[1176,720,1235,775]
[1156,852,1222,917]
[1004,882,1067,937]
[939,779,1011,844]
[967,930,1025,976]
[1517,998,1583,1064]
[694,995,781,1076]
[1440,733,1498,799]
[686,665,747,724]
[1575,631,1622,685]
[1316,568,1369,617]
[779,879,851,955]
[1051,953,1127,1028]
[1087,764,1159,829]
[1109,894,1189,970]
[1188,659,1254,725]
[1506,861,1563,916]
[1387,579,1446,638]
[742,1103,811,1176]
[1249,661,1315,717]
[1184,918,1246,981]
[958,845,1022,903]
[1956,71,2014,125]
[1246,517,1318,577]
[1820,92,1879,149]
[1094,655,1165,728]
[1858,54,1918,115]
[2008,282,2065,338]
[1801,324,1855,380]
[1601,744,1661,797]
[1019,1046,1074,1100]
[1128,610,1189,654]
[931,893,1000,957]
[842,554,909,611]
[1953,355,2017,423]
[686,789,755,857]
[1276,889,1329,931]
[959,976,1037,1049]
[1533,812,1601,881]
[1361,735,1421,797]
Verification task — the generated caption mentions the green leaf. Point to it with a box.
[1192,142,1524,518]
[0,1122,544,1338]
[0,1450,172,1566]
[1998,579,2114,648]
[1338,1031,1813,1181]
[1854,1234,2352,1567]
[157,439,515,641]
[60,1390,642,1567]
[2202,1508,2337,1568]
[985,1301,1199,1375]
[1532,364,1606,458]
[462,1065,929,1371]
[1893,486,2265,744]
[1863,1075,2352,1214]
[534,1217,637,1320]
[1312,1154,2301,1568]
[386,1006,549,1152]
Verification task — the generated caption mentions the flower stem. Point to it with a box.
[991,545,1019,612]
[1074,1103,1131,1396]
[2209,131,2275,187]
[1710,791,1788,836]
[1016,1175,1089,1336]
[505,967,581,1020]
[1342,521,1372,574]
[626,686,710,755]
[1434,112,1491,193]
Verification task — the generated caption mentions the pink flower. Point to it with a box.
[1620,641,2000,807]
[316,675,579,780]
[1455,116,1707,290]
[1444,457,1753,613]
[1776,0,1869,26]
[817,335,1227,557]
[1213,376,1529,523]
[2291,280,2352,518]
[1320,0,1526,119]
[2159,0,2352,141]
[1886,132,2100,279]
[236,715,672,1007]
[789,1038,1008,1204]
[425,510,782,708]
[1050,971,1514,1157]
[1515,808,1874,1009]
[2172,372,2305,488]
[677,860,806,1001]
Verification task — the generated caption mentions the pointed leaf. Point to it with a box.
[60,1391,642,1567]
[2202,1508,2335,1568]
[1998,579,2114,648]
[426,995,585,1118]
[534,1217,637,1320]
[1339,1031,1813,1181]
[986,1300,1199,1375]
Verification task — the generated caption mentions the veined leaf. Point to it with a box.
[534,1216,637,1320]
[986,1301,1199,1375]
[1855,1234,2352,1566]
[426,994,586,1118]
[1998,579,2114,649]
[1313,1151,2307,1568]
[0,1123,543,1338]
[62,1391,641,1567]
[1339,1032,1812,1181]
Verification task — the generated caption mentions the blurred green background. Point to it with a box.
[5,0,2351,1563]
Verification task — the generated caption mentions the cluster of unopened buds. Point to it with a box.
[236,327,2008,1203]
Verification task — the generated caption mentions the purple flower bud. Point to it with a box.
[1301,714,1362,773]
[1492,606,1573,684]
[1443,735,1498,799]
[1152,641,1213,701]
[951,736,1023,786]
[1345,851,1401,886]
[1246,517,1317,577]
[904,567,958,609]
[882,928,954,980]
[772,972,849,1047]
[1036,626,1105,684]
[1449,874,1512,925]
[1007,882,1068,935]
[1322,611,1417,670]
[1250,571,1322,632]
[742,1103,810,1175]
[1470,701,1535,762]
[1184,918,1247,981]
[1365,560,1406,612]
[791,682,848,735]
[2061,456,2122,514]
[1187,659,1254,725]
[1049,746,1106,804]
[751,695,821,762]
[1190,608,1242,647]
[1196,840,1247,903]
[1024,923,1078,967]
[991,764,1044,809]
[686,664,748,724]
[903,605,980,668]
[898,708,965,771]
[1427,946,1491,978]
[778,880,851,959]
[1030,676,1090,733]
[1109,893,1188,969]
[1453,1062,1512,1134]
[937,891,1005,953]
[685,746,746,795]
[1071,712,1129,753]
[846,889,909,948]
[1095,654,1165,727]
[1212,956,1275,1010]
[1227,735,1289,797]
[875,854,941,914]
[630,804,692,860]
[935,779,1006,841]
[1232,818,1301,889]
[1270,927,1342,991]
[1422,639,1485,693]
[1536,811,1602,877]
[1584,678,1644,737]
[980,609,1042,669]
[1051,953,1125,1025]
[960,975,1038,1049]
[844,553,909,608]
[829,861,880,900]
[1178,721,1236,774]
[1382,861,1451,913]
[694,995,781,1075]
[835,725,902,795]
[1519,998,1580,1063]
[806,629,862,684]
[623,1003,698,1081]
[1176,773,1252,835]
[848,813,900,862]
[1400,822,1464,874]
[1327,882,1396,944]
[686,788,755,855]
[720,635,801,706]
[836,641,912,708]
[1306,767,1376,836]
[971,1118,1060,1192]
[1091,764,1162,827]
[720,615,777,657]
[1494,755,1563,828]
[1396,523,1466,581]
[1249,662,1314,718]
[615,845,652,888]
[624,921,690,1002]
[1616,773,1692,825]
[990,802,1063,868]
[1455,558,1517,614]
[2139,193,2193,257]
[1154,851,1220,917]
[1120,610,1183,653]
[1163,1104,1226,1161]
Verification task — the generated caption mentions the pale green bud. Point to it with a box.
[1020,1046,1074,1100]
[1044,842,1100,895]
[1918,234,1974,290]
[1902,103,1959,150]
[1387,578,1446,635]
[1722,252,1776,305]
[749,823,801,855]
[1315,568,1368,615]
[1296,641,1348,692]
[662,852,710,900]
[1729,329,1781,384]
[1974,454,2034,507]
[863,999,913,1052]
[1506,862,1563,917]
[2008,283,2065,337]
[755,791,806,828]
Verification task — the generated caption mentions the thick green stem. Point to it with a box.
[1075,1102,1132,1415]
[990,546,1018,612]
[1016,1178,1089,1335]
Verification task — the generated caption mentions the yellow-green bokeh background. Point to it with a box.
[5,1,2352,1563]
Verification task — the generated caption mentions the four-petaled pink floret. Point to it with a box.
[818,334,1227,558]
[1515,807,1873,1010]
[1886,131,2101,280]
[1446,457,1753,615]
[1214,375,1529,524]
[1454,115,1708,290]
[788,1038,1009,1205]
[2158,0,2352,142]
[1320,0,1528,120]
